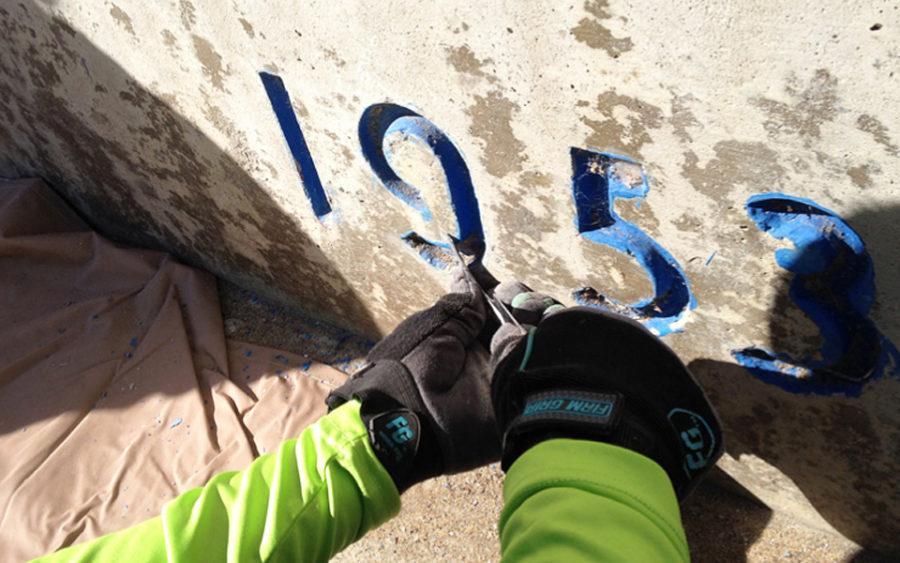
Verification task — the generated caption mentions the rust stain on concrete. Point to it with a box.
[445,45,496,83]
[191,35,227,90]
[857,114,899,156]
[466,89,526,178]
[570,0,633,58]
[752,69,839,144]
[580,91,663,157]
[109,5,135,36]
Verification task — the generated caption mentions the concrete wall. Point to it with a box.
[1,0,898,553]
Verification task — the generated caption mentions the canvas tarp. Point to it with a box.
[0,178,347,561]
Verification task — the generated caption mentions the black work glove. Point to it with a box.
[490,285,723,500]
[326,269,499,493]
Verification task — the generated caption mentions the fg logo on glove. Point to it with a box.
[668,408,717,475]
[369,409,420,466]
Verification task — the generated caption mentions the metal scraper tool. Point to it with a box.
[448,236,521,328]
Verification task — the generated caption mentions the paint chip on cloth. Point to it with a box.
[0,178,347,561]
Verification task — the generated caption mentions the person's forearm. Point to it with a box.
[35,401,400,562]
[499,438,689,562]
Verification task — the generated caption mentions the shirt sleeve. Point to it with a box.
[499,438,690,562]
[33,401,400,563]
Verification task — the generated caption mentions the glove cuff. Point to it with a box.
[327,360,442,493]
[490,307,723,500]
[499,389,681,478]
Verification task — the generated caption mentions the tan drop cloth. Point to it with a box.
[0,178,348,561]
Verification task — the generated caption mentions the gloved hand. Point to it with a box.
[489,284,723,500]
[326,269,499,493]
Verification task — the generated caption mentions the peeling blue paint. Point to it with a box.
[732,193,898,396]
[259,72,332,218]
[358,103,485,267]
[570,148,695,335]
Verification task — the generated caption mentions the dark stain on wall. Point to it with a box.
[465,89,526,178]
[856,114,899,157]
[445,44,497,84]
[0,1,380,335]
[192,34,228,91]
[109,5,135,36]
[669,93,700,144]
[179,0,196,30]
[570,0,633,59]
[238,17,255,39]
[579,91,663,157]
[752,69,840,146]
[681,141,787,201]
[847,163,877,189]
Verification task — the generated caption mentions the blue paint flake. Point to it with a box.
[300,361,312,371]
[333,335,350,352]
[243,349,253,358]
[170,418,183,428]
[705,251,717,266]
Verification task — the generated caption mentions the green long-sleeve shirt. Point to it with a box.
[36,401,688,562]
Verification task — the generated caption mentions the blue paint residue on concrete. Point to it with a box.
[259,72,332,218]
[732,193,898,396]
[358,103,485,267]
[399,230,455,269]
[569,148,694,336]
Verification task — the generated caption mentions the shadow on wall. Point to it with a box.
[0,1,380,336]
[690,203,900,558]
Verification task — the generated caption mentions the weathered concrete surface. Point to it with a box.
[1,0,898,554]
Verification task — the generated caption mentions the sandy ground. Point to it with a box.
[220,280,887,562]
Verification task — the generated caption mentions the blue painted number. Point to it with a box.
[733,194,899,395]
[570,148,695,335]
[259,72,332,218]
[358,103,485,267]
